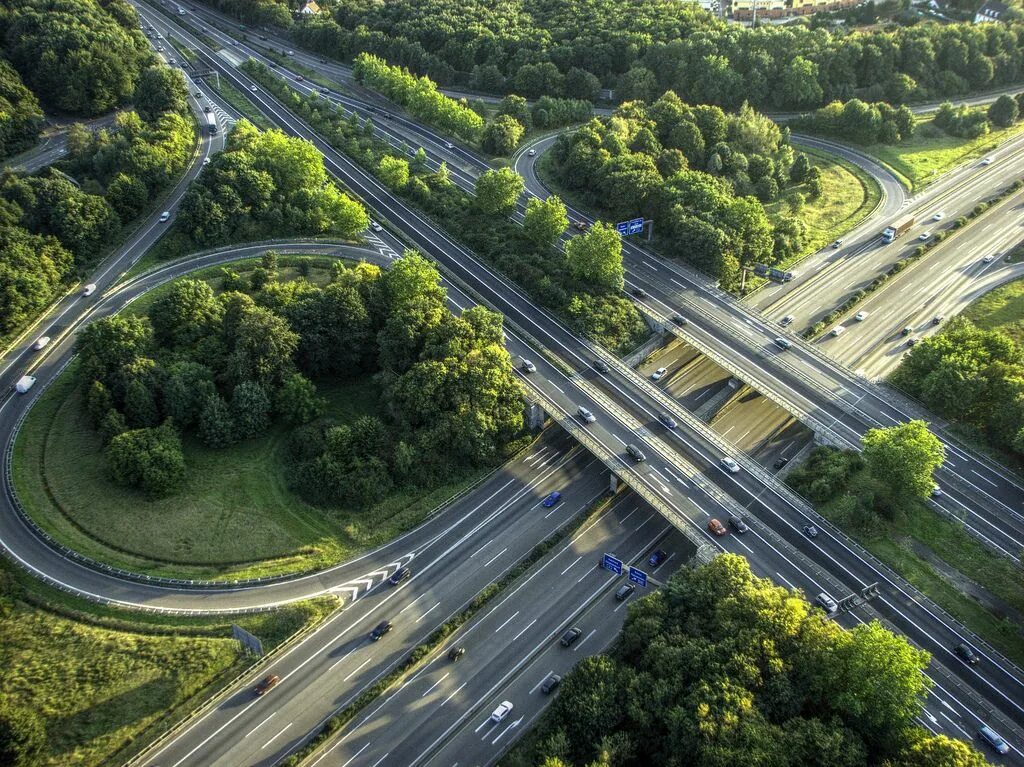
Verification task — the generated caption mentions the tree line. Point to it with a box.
[0,66,194,338]
[505,553,988,767]
[0,0,153,116]
[176,119,368,248]
[74,251,524,506]
[892,317,1024,460]
[0,59,43,161]
[279,0,1024,111]
[243,61,648,353]
[548,92,813,289]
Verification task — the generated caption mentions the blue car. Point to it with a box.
[542,491,562,508]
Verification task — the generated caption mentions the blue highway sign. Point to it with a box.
[628,566,648,587]
[602,553,623,574]
[615,218,644,237]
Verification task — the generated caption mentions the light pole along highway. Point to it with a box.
[133,3,1024,756]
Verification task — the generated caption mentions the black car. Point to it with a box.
[631,288,647,298]
[370,620,393,640]
[625,443,646,462]
[671,313,688,326]
[615,583,635,601]
[773,457,790,470]
[560,627,583,647]
[388,567,411,586]
[954,643,980,665]
[659,413,677,429]
[729,515,749,533]
[594,359,610,374]
[541,674,562,694]
[803,524,819,539]
[447,646,465,661]
[648,549,668,566]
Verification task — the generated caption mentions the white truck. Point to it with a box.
[882,215,915,243]
[15,375,36,394]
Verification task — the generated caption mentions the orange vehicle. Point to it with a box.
[255,674,280,695]
[708,518,727,536]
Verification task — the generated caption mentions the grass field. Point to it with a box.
[866,116,1024,191]
[814,470,1024,666]
[766,149,881,264]
[13,261,497,580]
[962,277,1024,345]
[1,562,336,767]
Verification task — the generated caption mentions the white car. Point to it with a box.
[202,157,211,166]
[250,85,258,92]
[490,701,514,723]
[982,254,996,263]
[651,367,668,381]
[719,457,741,474]
[981,157,994,166]
[577,406,596,424]
[854,311,868,322]
[159,211,171,222]
[82,283,97,297]
[815,592,838,615]
[444,141,454,150]
[931,484,943,498]
[932,212,945,221]
[32,336,51,351]
[830,326,846,337]
[918,231,931,241]
[287,50,294,55]
[369,221,383,232]
[527,148,536,156]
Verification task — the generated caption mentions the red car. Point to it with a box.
[708,518,727,536]
[255,674,279,695]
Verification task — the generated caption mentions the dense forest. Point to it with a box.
[506,554,989,767]
[279,0,1024,110]
[75,253,524,506]
[0,0,151,115]
[0,67,194,337]
[548,92,811,287]
[892,317,1024,459]
[0,59,43,160]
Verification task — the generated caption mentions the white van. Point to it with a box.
[829,326,845,337]
[15,375,36,394]
[82,283,97,296]
[32,336,50,351]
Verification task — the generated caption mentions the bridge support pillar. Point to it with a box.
[812,430,844,449]
[527,402,546,431]
[609,472,620,494]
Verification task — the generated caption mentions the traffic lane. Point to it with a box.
[638,347,735,415]
[144,445,610,767]
[416,530,700,767]
[181,39,1024,725]
[312,493,682,767]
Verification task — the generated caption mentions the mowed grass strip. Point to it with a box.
[963,276,1024,345]
[866,116,1024,191]
[2,565,336,767]
[13,261,494,580]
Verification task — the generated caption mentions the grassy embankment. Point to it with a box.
[13,260,499,581]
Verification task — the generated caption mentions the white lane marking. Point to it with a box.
[511,618,538,643]
[483,547,508,567]
[970,469,998,488]
[421,673,450,698]
[369,754,390,767]
[560,556,582,575]
[262,722,292,749]
[440,682,467,708]
[774,571,799,591]
[340,742,371,767]
[494,611,520,633]
[245,712,275,739]
[574,628,597,652]
[343,657,373,681]
[416,601,441,623]
[398,593,426,615]
[529,672,553,695]
[469,538,494,558]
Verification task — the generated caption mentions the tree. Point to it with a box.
[106,422,186,496]
[227,305,299,387]
[276,373,326,424]
[862,421,945,498]
[231,381,272,439]
[523,196,569,247]
[475,168,524,215]
[894,733,989,767]
[481,115,524,156]
[76,315,153,393]
[133,66,189,122]
[988,94,1019,128]
[199,394,235,448]
[0,699,45,767]
[564,221,624,293]
[149,278,222,349]
[497,94,531,128]
[790,153,811,183]
[378,155,410,190]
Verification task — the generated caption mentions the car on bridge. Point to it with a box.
[651,367,667,381]
[978,725,1009,754]
[708,518,727,536]
[255,674,280,695]
[955,642,980,665]
[577,406,596,423]
[719,457,740,474]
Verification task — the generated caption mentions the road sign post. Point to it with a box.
[231,624,264,656]
[615,217,645,237]
[602,553,623,574]
[628,566,648,587]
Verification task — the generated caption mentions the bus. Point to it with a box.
[206,111,217,136]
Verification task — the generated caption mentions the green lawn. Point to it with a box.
[814,471,1024,666]
[866,116,1024,191]
[962,277,1024,345]
[13,261,497,580]
[2,563,336,767]
[766,149,881,264]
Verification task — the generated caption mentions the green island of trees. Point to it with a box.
[505,553,989,767]
[0,0,152,116]
[548,92,814,288]
[0,59,44,161]
[242,62,649,352]
[0,70,194,340]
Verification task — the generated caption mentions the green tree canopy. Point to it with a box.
[861,421,945,498]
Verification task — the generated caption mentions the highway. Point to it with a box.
[125,8,1024,762]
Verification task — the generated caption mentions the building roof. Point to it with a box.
[300,0,321,13]
[976,0,1010,19]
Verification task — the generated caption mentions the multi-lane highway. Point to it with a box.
[123,9,1024,763]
